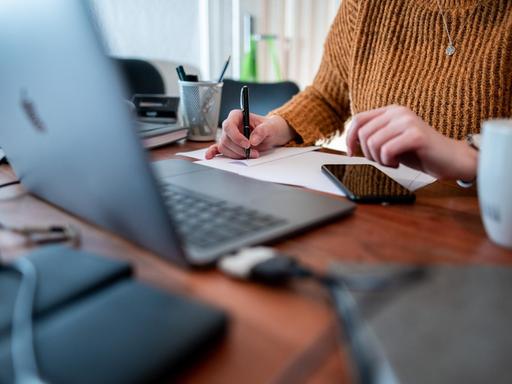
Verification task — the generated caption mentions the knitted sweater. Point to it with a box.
[272,0,512,145]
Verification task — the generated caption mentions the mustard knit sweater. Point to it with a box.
[272,0,512,146]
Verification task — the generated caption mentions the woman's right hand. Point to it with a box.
[205,111,296,159]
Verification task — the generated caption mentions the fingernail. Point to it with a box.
[241,139,250,148]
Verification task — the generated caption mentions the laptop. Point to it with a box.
[0,0,355,266]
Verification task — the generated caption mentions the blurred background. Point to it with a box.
[90,0,341,93]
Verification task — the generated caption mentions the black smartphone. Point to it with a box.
[321,164,416,204]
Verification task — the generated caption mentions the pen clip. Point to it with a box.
[240,86,249,113]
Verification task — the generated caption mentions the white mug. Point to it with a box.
[478,119,512,249]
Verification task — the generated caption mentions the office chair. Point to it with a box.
[219,79,300,126]
[114,58,165,96]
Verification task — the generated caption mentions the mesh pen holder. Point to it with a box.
[179,81,223,141]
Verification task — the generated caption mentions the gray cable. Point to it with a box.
[328,283,399,384]
[10,257,46,384]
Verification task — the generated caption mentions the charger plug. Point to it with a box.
[218,247,309,285]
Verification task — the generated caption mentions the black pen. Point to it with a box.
[176,65,186,81]
[240,86,251,159]
[217,55,231,83]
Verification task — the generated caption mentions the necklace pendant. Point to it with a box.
[446,44,456,56]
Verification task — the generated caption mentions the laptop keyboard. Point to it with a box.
[160,183,287,248]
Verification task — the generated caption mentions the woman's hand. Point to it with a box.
[346,105,477,180]
[205,111,296,159]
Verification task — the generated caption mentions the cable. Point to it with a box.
[218,247,424,384]
[218,247,425,291]
[0,180,20,189]
[8,258,46,384]
[0,224,79,384]
[0,223,81,247]
[325,281,399,384]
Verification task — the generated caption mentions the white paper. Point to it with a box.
[195,150,436,197]
[176,147,211,160]
[177,146,319,166]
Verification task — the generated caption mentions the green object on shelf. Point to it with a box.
[240,35,282,83]
[241,37,258,82]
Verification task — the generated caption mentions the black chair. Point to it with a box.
[114,58,165,96]
[219,79,300,126]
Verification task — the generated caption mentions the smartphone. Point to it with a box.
[321,164,416,204]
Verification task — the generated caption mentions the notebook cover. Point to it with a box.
[143,129,188,149]
[0,245,132,338]
[138,123,187,138]
[0,279,228,383]
[355,265,512,384]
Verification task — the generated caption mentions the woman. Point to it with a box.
[206,0,511,182]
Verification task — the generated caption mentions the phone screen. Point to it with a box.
[321,164,415,203]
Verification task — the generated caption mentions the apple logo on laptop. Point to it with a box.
[20,88,47,132]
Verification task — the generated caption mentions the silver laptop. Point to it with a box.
[0,0,355,266]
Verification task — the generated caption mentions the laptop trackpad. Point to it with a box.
[165,168,280,205]
[152,159,207,179]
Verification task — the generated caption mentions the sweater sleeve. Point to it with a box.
[270,0,358,146]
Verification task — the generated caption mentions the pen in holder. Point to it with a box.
[178,80,223,141]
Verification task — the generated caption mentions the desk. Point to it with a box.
[1,140,511,383]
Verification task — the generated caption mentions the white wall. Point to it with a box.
[90,0,201,70]
[90,0,339,90]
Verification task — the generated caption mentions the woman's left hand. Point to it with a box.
[346,105,477,180]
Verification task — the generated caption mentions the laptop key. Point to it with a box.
[160,183,287,248]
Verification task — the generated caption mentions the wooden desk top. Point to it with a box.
[1,140,511,383]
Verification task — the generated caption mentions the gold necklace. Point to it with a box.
[435,0,481,56]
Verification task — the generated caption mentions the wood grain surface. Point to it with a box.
[1,140,510,383]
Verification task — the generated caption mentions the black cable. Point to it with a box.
[322,267,427,292]
[248,255,425,292]
[221,252,423,384]
[326,281,375,384]
[250,259,397,384]
[0,180,21,189]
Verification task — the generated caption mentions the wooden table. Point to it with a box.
[1,140,511,383]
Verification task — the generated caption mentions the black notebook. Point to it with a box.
[0,246,227,383]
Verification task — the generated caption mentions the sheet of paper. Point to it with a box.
[176,147,213,160]
[195,151,436,196]
[177,146,319,166]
